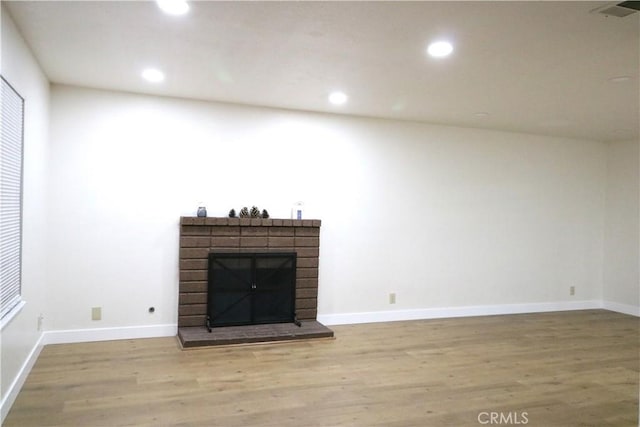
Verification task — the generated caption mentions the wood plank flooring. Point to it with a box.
[4,310,638,426]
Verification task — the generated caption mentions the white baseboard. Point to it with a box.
[42,323,177,345]
[602,300,640,317]
[317,300,604,325]
[0,332,44,424]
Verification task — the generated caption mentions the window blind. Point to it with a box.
[1,76,24,320]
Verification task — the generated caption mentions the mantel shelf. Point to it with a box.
[180,217,321,227]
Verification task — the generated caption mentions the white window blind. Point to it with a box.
[1,76,24,320]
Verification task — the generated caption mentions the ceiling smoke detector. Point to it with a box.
[591,1,640,18]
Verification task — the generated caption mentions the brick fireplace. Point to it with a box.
[177,216,333,347]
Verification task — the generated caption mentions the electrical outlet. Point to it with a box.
[570,286,575,296]
[91,307,102,321]
[389,293,396,304]
[37,314,44,331]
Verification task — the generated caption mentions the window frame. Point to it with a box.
[1,75,25,325]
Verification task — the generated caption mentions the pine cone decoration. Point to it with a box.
[261,209,269,219]
[250,206,260,218]
[239,207,249,218]
[228,209,236,218]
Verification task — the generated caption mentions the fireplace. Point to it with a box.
[207,252,297,329]
[178,217,333,347]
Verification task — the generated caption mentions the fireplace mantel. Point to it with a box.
[181,216,321,228]
[178,216,322,330]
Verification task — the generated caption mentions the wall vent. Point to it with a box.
[591,1,640,18]
[591,1,639,17]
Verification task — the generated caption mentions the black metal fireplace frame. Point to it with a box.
[206,252,297,330]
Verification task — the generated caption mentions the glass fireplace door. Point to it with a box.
[207,253,296,327]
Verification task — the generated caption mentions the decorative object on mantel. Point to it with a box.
[228,206,270,218]
[291,201,304,220]
[197,206,207,217]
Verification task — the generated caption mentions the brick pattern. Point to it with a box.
[179,217,321,327]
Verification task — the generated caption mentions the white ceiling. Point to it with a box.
[4,1,639,142]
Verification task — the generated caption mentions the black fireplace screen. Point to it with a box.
[207,252,296,328]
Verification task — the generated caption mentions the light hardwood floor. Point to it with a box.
[5,310,639,426]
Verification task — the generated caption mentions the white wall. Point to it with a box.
[48,84,607,331]
[603,139,640,315]
[0,5,50,420]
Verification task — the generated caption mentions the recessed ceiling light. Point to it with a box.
[427,41,454,58]
[156,0,189,16]
[329,91,348,105]
[142,68,165,83]
[608,75,632,83]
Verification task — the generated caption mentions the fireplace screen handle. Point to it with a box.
[251,282,256,290]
